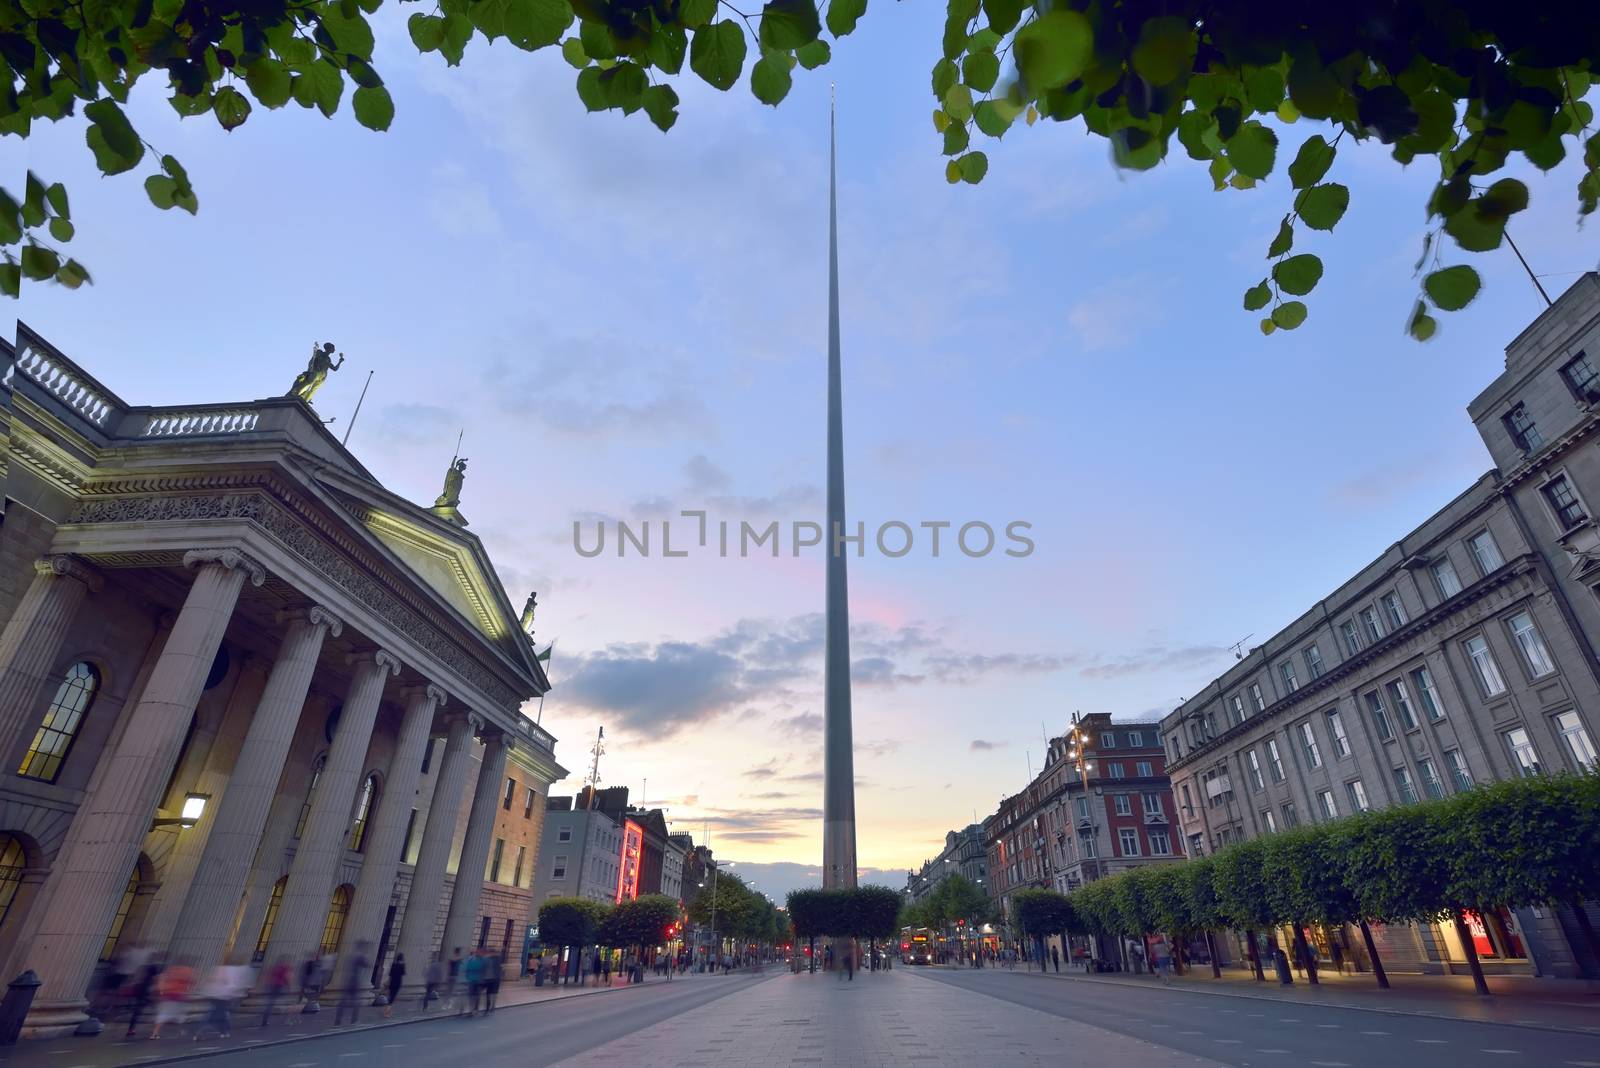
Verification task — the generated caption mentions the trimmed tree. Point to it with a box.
[538,896,610,986]
[1213,837,1279,980]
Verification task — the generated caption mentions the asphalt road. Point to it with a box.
[133,972,774,1068]
[913,967,1600,1068]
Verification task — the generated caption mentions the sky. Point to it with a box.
[13,7,1600,901]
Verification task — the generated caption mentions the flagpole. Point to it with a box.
[536,639,555,725]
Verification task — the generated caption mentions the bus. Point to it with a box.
[901,929,935,965]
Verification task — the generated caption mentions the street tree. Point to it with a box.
[9,1,1597,337]
[852,885,903,969]
[538,896,610,986]
[788,888,828,972]
[1211,837,1279,978]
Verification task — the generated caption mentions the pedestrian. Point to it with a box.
[533,952,546,988]
[149,958,194,1039]
[462,949,485,1016]
[423,956,444,1010]
[1050,944,1061,973]
[383,953,405,1018]
[195,962,249,1040]
[598,948,609,987]
[334,941,371,1026]
[1330,938,1346,976]
[125,954,162,1038]
[483,952,501,1014]
[259,956,292,1027]
[444,947,462,1009]
[299,952,320,1010]
[1154,944,1171,984]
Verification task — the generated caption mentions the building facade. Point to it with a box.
[904,824,987,903]
[1161,274,1600,979]
[983,713,1178,937]
[531,797,623,905]
[0,327,565,1036]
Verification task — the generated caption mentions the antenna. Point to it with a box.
[1505,229,1553,307]
[586,724,605,789]
[341,370,374,447]
[1230,634,1253,661]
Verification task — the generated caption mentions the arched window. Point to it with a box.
[19,662,99,782]
[0,836,25,930]
[294,754,326,839]
[348,774,379,852]
[254,876,287,962]
[319,884,352,955]
[100,869,140,961]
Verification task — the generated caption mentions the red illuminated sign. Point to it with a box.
[616,819,643,903]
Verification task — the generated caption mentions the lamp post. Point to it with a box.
[1066,714,1107,968]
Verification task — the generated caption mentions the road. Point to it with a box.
[914,966,1600,1068]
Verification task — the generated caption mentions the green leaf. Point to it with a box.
[957,150,988,184]
[579,17,616,59]
[45,183,69,218]
[599,62,647,113]
[21,245,59,281]
[85,125,142,175]
[1271,301,1307,330]
[503,0,572,49]
[1130,16,1192,87]
[1478,178,1530,220]
[690,21,747,92]
[945,159,961,184]
[212,85,252,131]
[346,57,384,90]
[307,60,344,115]
[48,217,74,242]
[1176,110,1215,161]
[942,122,970,156]
[1225,121,1277,180]
[54,258,90,289]
[1267,217,1293,257]
[963,50,999,94]
[931,58,958,98]
[244,58,293,108]
[943,83,973,123]
[561,37,587,68]
[1208,156,1231,191]
[981,0,1025,35]
[1287,135,1335,189]
[319,9,376,59]
[352,85,394,130]
[760,0,820,52]
[642,84,679,131]
[681,0,718,29]
[645,21,688,73]
[1014,10,1092,93]
[1243,281,1271,311]
[409,12,446,51]
[0,261,18,299]
[1423,265,1482,312]
[796,38,830,69]
[441,13,474,63]
[1443,205,1505,252]
[1297,183,1349,230]
[825,0,866,38]
[973,99,1015,138]
[1408,300,1437,341]
[22,175,46,228]
[1259,317,1276,335]
[575,66,606,110]
[144,174,178,209]
[1272,253,1323,296]
[1243,67,1284,112]
[84,100,141,160]
[751,51,792,106]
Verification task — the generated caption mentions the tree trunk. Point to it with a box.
[1293,921,1318,985]
[1205,931,1222,978]
[809,935,816,972]
[1358,919,1390,989]
[1570,900,1600,965]
[1453,909,1491,996]
[1245,929,1264,981]
[1171,934,1185,976]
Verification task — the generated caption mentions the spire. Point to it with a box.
[822,86,858,892]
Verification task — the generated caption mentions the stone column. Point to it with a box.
[341,684,446,984]
[394,712,477,987]
[163,607,344,972]
[137,653,271,950]
[440,727,510,958]
[0,555,101,761]
[256,649,400,980]
[21,548,263,1037]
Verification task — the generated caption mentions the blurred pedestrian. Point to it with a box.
[124,954,163,1038]
[483,952,501,1014]
[462,949,485,1016]
[334,941,371,1026]
[195,962,249,1040]
[149,958,194,1039]
[383,953,405,1018]
[444,947,462,1010]
[298,952,320,1009]
[259,956,292,1027]
[423,956,444,1010]
[1050,944,1061,973]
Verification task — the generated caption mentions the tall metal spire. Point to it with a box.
[822,85,858,893]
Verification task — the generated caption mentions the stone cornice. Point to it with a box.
[1168,555,1542,774]
[1498,408,1600,489]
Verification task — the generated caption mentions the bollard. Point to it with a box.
[0,971,41,1045]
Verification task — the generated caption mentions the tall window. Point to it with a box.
[1504,728,1541,777]
[1297,721,1322,768]
[1418,758,1445,800]
[101,869,140,961]
[1326,709,1351,758]
[1148,831,1171,855]
[1393,766,1418,803]
[1127,731,1144,747]
[1432,558,1463,598]
[1141,792,1163,816]
[1469,531,1504,575]
[524,787,536,818]
[1135,760,1153,777]
[1118,829,1139,856]
[319,885,352,955]
[1101,732,1116,748]
[1364,690,1393,741]
[1412,665,1445,720]
[1555,711,1597,769]
[400,808,418,864]
[551,855,568,879]
[1507,611,1555,677]
[1316,789,1338,820]
[295,755,326,839]
[1382,591,1408,629]
[19,661,99,781]
[1304,645,1325,679]
[1246,750,1265,791]
[1113,794,1131,816]
[1281,802,1299,827]
[0,836,25,931]
[503,777,516,811]
[1261,809,1277,833]
[1562,351,1600,399]
[1108,762,1125,779]
[1503,402,1543,452]
[1340,621,1361,657]
[1249,684,1265,714]
[1360,608,1384,644]
[488,838,505,882]
[512,845,527,888]
[1345,779,1370,812]
[1387,680,1419,731]
[1074,796,1090,821]
[1266,739,1285,782]
[1465,635,1507,695]
[254,877,287,961]
[1543,474,1587,529]
[420,737,434,775]
[1279,661,1300,693]
[1445,749,1472,791]
[348,773,378,852]
[1229,695,1245,726]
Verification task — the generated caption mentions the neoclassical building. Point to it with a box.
[0,325,565,1036]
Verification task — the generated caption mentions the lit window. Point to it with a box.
[524,787,536,818]
[1412,666,1445,720]
[319,885,352,955]
[1364,691,1393,741]
[1387,680,1419,731]
[1250,684,1265,713]
[1304,645,1325,679]
[503,777,516,811]
[19,661,99,782]
[1555,711,1597,769]
[253,876,287,962]
[1507,611,1555,677]
[1345,779,1370,812]
[1340,621,1361,657]
[1393,766,1417,804]
[1113,795,1131,816]
[1246,751,1264,791]
[1279,661,1299,693]
[1382,591,1408,629]
[1543,475,1587,529]
[295,755,326,839]
[1469,531,1504,575]
[1505,727,1541,777]
[1266,740,1285,782]
[1445,749,1472,791]
[1118,829,1139,856]
[1465,635,1507,695]
[1361,608,1384,644]
[347,773,378,852]
[1326,709,1351,758]
[1298,721,1322,769]
[1317,790,1337,820]
[1433,559,1463,598]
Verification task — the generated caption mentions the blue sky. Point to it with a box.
[14,6,1600,893]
